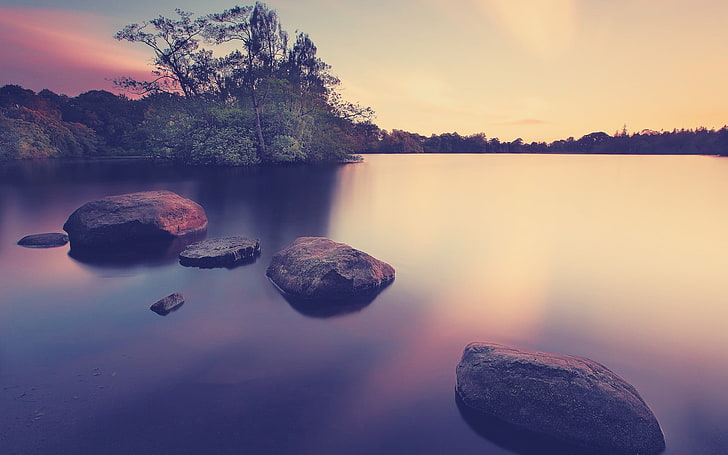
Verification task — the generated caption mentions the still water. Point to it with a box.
[1,154,727,454]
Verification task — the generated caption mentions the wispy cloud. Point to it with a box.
[0,6,150,94]
[474,0,578,59]
[499,118,550,126]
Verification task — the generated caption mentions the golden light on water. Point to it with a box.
[3,156,728,452]
[330,154,728,377]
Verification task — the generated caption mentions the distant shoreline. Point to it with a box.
[2,152,725,168]
[358,151,725,157]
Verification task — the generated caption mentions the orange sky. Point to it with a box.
[1,0,726,142]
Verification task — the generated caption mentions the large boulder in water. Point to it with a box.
[63,191,207,248]
[266,237,395,301]
[456,343,665,455]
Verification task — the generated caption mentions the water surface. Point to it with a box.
[1,154,727,454]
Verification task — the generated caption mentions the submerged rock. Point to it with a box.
[266,237,395,301]
[150,292,185,316]
[63,190,207,248]
[17,233,69,248]
[455,343,665,455]
[179,236,260,268]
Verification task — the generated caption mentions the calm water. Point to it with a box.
[1,154,727,454]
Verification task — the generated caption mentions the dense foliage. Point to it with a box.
[0,85,100,160]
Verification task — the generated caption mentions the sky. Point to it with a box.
[1,0,727,142]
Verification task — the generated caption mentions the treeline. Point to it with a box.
[5,82,726,161]
[373,128,728,156]
[0,2,378,164]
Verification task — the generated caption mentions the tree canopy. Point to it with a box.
[109,2,375,165]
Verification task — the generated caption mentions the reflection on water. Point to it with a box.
[68,231,207,268]
[1,155,727,454]
[279,286,391,319]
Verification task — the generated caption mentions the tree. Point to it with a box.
[285,32,331,114]
[204,3,288,157]
[114,10,211,97]
[61,90,145,153]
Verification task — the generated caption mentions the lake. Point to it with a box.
[1,154,727,454]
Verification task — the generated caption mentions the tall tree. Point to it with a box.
[285,32,332,114]
[205,2,288,156]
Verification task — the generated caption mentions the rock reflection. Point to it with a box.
[275,289,380,318]
[455,392,604,455]
[68,231,206,268]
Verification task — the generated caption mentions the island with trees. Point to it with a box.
[0,3,378,164]
[1,2,727,163]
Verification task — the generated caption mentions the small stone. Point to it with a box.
[150,292,185,316]
[17,233,69,248]
[179,237,260,268]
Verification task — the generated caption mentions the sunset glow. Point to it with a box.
[0,0,726,142]
[0,6,150,95]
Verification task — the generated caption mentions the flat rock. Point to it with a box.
[266,237,395,301]
[456,343,665,455]
[63,190,207,248]
[150,292,185,316]
[179,236,260,268]
[17,233,69,248]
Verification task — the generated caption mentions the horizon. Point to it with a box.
[1,0,726,143]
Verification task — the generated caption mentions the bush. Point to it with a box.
[266,135,306,163]
[189,127,259,166]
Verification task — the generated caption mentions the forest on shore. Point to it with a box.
[375,127,728,156]
[1,2,727,163]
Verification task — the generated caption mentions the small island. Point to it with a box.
[0,3,376,165]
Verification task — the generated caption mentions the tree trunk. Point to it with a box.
[251,88,266,160]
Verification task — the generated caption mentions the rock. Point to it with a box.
[179,236,260,268]
[63,191,207,248]
[17,233,69,248]
[266,237,395,301]
[150,292,185,316]
[456,343,665,455]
